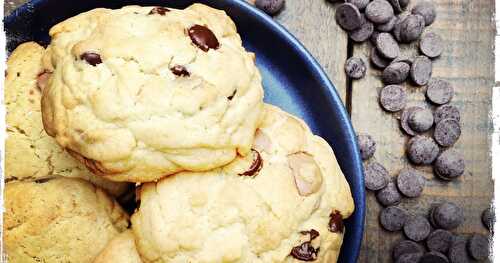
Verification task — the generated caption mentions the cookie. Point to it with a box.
[357,133,377,160]
[393,240,425,260]
[380,206,409,232]
[376,32,400,59]
[408,107,434,133]
[411,56,433,86]
[380,85,407,112]
[5,42,129,197]
[365,161,390,191]
[41,4,265,182]
[426,78,454,105]
[432,202,464,230]
[434,104,461,124]
[3,178,129,263]
[407,135,439,165]
[434,149,465,181]
[376,181,403,206]
[255,0,285,15]
[345,57,367,79]
[400,106,423,136]
[420,32,444,58]
[434,119,461,147]
[382,62,410,84]
[467,234,490,261]
[420,251,449,263]
[397,167,425,198]
[365,0,395,24]
[411,1,437,26]
[94,230,142,263]
[404,215,431,242]
[426,229,454,254]
[336,3,363,30]
[131,105,354,262]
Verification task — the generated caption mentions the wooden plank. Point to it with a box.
[352,1,494,262]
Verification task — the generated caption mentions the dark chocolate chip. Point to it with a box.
[290,241,319,261]
[433,202,464,230]
[148,7,170,15]
[395,253,423,263]
[404,215,431,242]
[448,235,472,263]
[427,229,454,254]
[380,206,409,232]
[188,25,220,52]
[357,133,376,160]
[420,32,444,58]
[426,78,453,105]
[434,149,465,181]
[401,106,423,136]
[407,135,439,165]
[238,149,263,177]
[347,0,370,10]
[434,105,461,124]
[467,234,490,261]
[410,56,432,86]
[434,119,461,147]
[328,210,344,233]
[349,16,374,43]
[300,229,320,241]
[80,52,102,66]
[376,181,402,207]
[345,57,367,79]
[376,32,400,59]
[379,85,406,112]
[371,48,392,69]
[392,14,407,42]
[255,0,285,16]
[370,30,381,45]
[392,56,413,65]
[482,207,494,231]
[336,3,363,31]
[382,62,410,84]
[399,0,410,9]
[400,14,426,43]
[420,251,449,263]
[408,108,434,133]
[170,65,190,77]
[364,161,390,191]
[411,1,437,26]
[377,16,397,32]
[227,90,237,100]
[387,0,402,13]
[397,167,425,198]
[365,0,395,24]
[393,240,425,260]
[34,178,52,184]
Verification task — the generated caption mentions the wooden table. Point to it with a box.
[5,1,494,262]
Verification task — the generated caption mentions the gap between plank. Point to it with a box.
[345,39,354,116]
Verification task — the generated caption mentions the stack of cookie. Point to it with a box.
[3,4,354,263]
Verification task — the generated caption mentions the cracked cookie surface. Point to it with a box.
[41,3,264,182]
[3,177,129,263]
[5,42,130,196]
[131,105,354,263]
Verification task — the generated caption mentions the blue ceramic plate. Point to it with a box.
[5,0,365,261]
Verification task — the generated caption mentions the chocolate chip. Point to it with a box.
[400,106,423,136]
[467,234,490,261]
[377,16,397,32]
[80,52,102,66]
[434,119,461,147]
[379,85,406,112]
[188,25,220,52]
[371,48,392,69]
[407,135,439,165]
[347,0,370,10]
[434,105,460,124]
[34,178,52,184]
[427,229,454,254]
[404,215,431,242]
[370,30,381,45]
[376,32,400,59]
[382,62,410,84]
[148,7,170,15]
[392,56,413,65]
[364,161,390,191]
[420,251,449,263]
[349,16,374,43]
[380,206,409,232]
[434,149,465,181]
[399,0,410,9]
[400,14,426,43]
[411,1,437,26]
[420,32,444,58]
[408,108,434,133]
[336,3,363,31]
[357,133,376,160]
[426,79,453,105]
[170,65,190,77]
[448,235,472,263]
[433,202,464,230]
[376,181,402,206]
[482,207,494,231]
[328,210,344,233]
[395,253,423,263]
[227,90,237,100]
[290,241,319,261]
[387,0,404,13]
[300,229,320,241]
[411,56,432,86]
[392,14,407,42]
[365,0,395,24]
[345,57,367,79]
[255,0,285,16]
[397,167,425,198]
[238,149,263,177]
[393,240,425,260]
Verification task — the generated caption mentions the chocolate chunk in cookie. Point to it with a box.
[188,25,220,51]
[80,52,102,66]
[149,7,170,15]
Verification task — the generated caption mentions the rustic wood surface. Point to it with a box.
[4,0,494,262]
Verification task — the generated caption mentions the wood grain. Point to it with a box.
[352,1,494,262]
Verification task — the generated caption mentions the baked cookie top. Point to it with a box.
[5,41,130,197]
[41,3,264,182]
[3,177,129,263]
[132,105,354,263]
[94,230,143,263]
